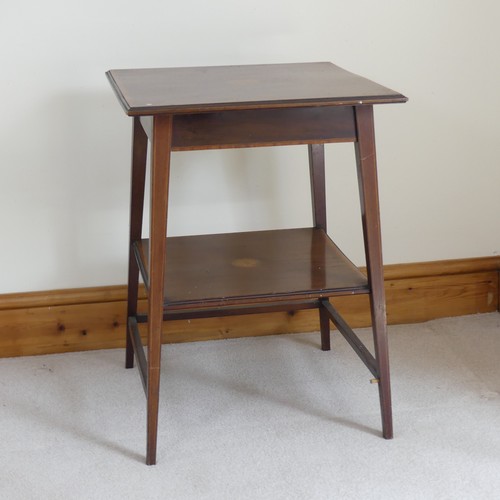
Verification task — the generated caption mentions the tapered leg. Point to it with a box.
[354,105,393,439]
[308,144,327,230]
[308,144,331,350]
[146,115,173,465]
[126,118,148,368]
[319,299,331,351]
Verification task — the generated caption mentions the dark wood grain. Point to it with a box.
[134,228,369,310]
[106,62,407,116]
[128,317,147,393]
[108,61,406,464]
[146,114,173,465]
[322,300,378,376]
[354,105,393,439]
[307,146,330,352]
[126,117,148,369]
[308,143,327,230]
[171,107,356,150]
[141,107,356,150]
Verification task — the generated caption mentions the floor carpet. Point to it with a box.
[1,313,500,499]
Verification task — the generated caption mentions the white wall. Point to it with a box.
[2,0,500,294]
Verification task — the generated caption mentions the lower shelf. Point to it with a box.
[134,227,369,310]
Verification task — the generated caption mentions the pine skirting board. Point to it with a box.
[1,256,499,358]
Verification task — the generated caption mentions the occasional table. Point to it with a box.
[106,62,407,465]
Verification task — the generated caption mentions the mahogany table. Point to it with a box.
[106,62,407,465]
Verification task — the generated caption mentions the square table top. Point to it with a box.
[106,62,407,116]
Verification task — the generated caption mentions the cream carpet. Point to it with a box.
[1,313,500,499]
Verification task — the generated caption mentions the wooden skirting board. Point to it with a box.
[1,256,499,358]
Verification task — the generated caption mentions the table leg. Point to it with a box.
[126,118,148,369]
[354,105,393,439]
[146,115,173,465]
[308,144,330,351]
[319,299,331,351]
[308,144,327,230]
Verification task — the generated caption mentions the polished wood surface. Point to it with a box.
[145,114,173,464]
[308,144,327,231]
[106,61,407,464]
[169,106,357,150]
[134,228,368,309]
[126,117,148,368]
[354,105,392,438]
[140,106,356,151]
[308,143,329,350]
[107,62,407,115]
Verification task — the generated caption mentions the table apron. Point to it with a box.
[139,106,357,151]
